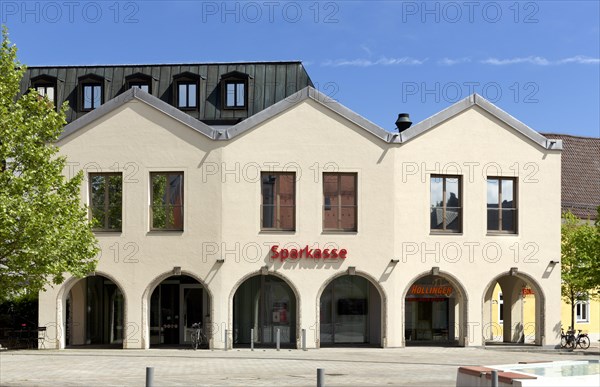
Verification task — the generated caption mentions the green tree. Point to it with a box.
[0,27,99,301]
[561,209,600,330]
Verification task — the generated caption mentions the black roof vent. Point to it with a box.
[395,113,412,132]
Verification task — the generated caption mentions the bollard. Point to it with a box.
[251,328,254,351]
[145,367,154,387]
[224,329,228,351]
[302,329,307,351]
[317,368,325,387]
[276,328,280,351]
[491,370,498,387]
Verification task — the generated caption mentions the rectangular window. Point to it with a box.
[430,175,462,232]
[323,173,357,231]
[261,172,295,231]
[225,81,245,108]
[83,84,102,110]
[177,83,197,109]
[151,172,184,231]
[487,177,517,233]
[130,83,150,93]
[36,85,55,103]
[89,173,122,231]
[576,299,590,323]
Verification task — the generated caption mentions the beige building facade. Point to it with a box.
[38,87,563,350]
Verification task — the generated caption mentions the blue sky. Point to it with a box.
[3,1,599,137]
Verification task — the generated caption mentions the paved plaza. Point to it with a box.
[0,346,598,386]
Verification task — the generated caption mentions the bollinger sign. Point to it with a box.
[271,245,347,262]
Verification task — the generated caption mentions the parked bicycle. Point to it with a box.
[561,327,590,349]
[190,322,207,350]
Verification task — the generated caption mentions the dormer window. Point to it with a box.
[126,73,152,94]
[30,75,57,106]
[78,74,104,112]
[220,71,251,110]
[225,82,245,108]
[173,72,201,110]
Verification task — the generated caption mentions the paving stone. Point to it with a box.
[0,347,594,387]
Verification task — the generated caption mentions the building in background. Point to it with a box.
[545,133,599,342]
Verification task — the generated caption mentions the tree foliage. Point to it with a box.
[561,209,600,328]
[0,27,98,301]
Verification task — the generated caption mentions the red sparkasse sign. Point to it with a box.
[270,245,347,261]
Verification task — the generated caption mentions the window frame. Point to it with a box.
[486,176,518,234]
[128,82,151,93]
[222,80,247,109]
[576,298,590,323]
[150,172,185,231]
[430,174,463,234]
[260,172,296,232]
[176,81,199,110]
[78,74,104,112]
[173,72,201,111]
[30,74,58,109]
[322,172,358,232]
[125,73,152,94]
[220,71,250,110]
[88,172,123,232]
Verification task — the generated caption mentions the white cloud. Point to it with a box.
[359,44,373,57]
[438,57,472,66]
[321,57,427,67]
[557,55,600,64]
[481,55,599,65]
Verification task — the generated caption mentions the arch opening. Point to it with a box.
[64,275,125,348]
[483,273,542,346]
[319,275,382,347]
[232,274,297,348]
[149,275,210,348]
[404,274,466,346]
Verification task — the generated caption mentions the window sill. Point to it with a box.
[430,231,463,236]
[147,230,184,235]
[321,230,358,235]
[259,230,296,235]
[486,232,518,236]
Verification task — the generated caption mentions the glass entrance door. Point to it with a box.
[180,285,203,344]
[233,275,296,347]
[320,276,369,344]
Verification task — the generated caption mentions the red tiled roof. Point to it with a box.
[543,133,600,220]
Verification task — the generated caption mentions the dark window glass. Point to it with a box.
[151,172,184,230]
[323,173,357,231]
[487,177,517,233]
[90,173,122,231]
[499,293,504,322]
[261,172,295,230]
[430,176,462,232]
[83,84,102,110]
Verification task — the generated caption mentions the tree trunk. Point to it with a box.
[570,290,575,331]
